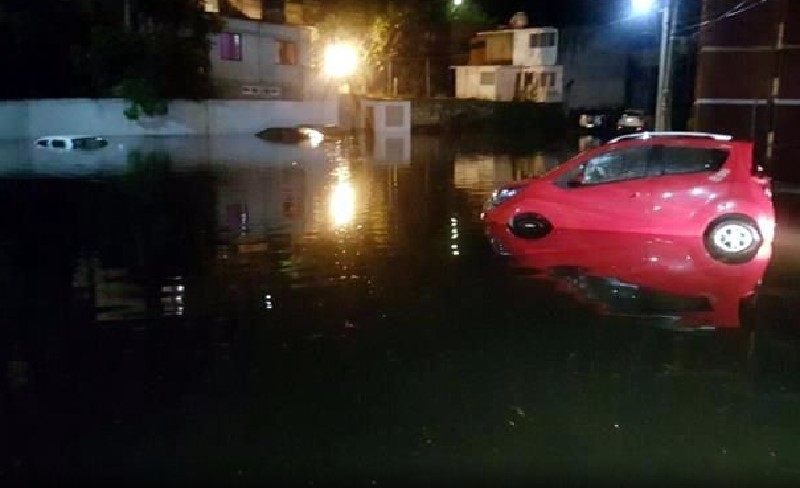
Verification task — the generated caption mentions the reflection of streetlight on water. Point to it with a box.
[329,167,356,228]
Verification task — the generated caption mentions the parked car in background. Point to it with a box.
[483,132,775,264]
[578,112,609,133]
[616,109,648,133]
[34,135,108,151]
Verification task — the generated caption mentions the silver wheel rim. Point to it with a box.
[712,223,756,254]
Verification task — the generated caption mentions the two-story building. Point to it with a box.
[452,22,564,103]
[204,0,319,100]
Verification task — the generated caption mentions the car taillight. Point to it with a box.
[752,164,772,199]
[752,176,772,199]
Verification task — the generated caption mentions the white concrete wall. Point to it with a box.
[454,67,499,101]
[494,67,563,103]
[513,28,559,67]
[360,101,411,132]
[27,99,209,138]
[535,66,564,103]
[207,100,337,134]
[496,69,518,102]
[0,101,29,139]
[0,99,338,139]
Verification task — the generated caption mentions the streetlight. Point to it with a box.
[631,0,675,131]
[323,42,359,79]
[631,0,656,16]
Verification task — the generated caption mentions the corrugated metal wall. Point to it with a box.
[695,0,799,180]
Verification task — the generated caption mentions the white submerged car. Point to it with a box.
[34,135,109,150]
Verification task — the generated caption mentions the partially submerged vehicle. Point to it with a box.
[34,135,109,150]
[256,127,325,146]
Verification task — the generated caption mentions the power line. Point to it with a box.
[674,0,770,36]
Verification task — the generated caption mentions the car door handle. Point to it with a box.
[630,192,642,198]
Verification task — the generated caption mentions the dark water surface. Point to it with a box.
[2,135,800,486]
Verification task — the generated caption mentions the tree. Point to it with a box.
[316,0,492,96]
[0,0,220,118]
[87,0,222,119]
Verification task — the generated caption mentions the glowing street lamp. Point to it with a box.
[323,42,359,79]
[453,0,463,6]
[631,0,656,16]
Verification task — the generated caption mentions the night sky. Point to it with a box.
[478,0,702,30]
[478,0,632,27]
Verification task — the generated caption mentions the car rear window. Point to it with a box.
[73,137,107,150]
[659,147,729,176]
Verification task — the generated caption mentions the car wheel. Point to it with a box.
[703,215,762,263]
[509,213,553,239]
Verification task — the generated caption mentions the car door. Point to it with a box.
[642,144,731,234]
[544,145,658,232]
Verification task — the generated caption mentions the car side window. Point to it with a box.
[51,139,67,149]
[658,147,729,176]
[581,147,650,185]
[36,140,49,147]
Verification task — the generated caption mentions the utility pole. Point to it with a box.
[655,0,676,130]
[766,0,788,168]
[123,0,132,32]
[425,58,432,98]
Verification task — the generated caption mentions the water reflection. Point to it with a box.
[4,135,800,483]
[505,231,770,330]
[329,166,356,228]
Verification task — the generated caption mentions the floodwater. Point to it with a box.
[1,134,800,485]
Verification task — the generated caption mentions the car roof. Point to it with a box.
[37,135,105,140]
[609,132,733,144]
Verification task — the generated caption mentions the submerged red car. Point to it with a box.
[483,132,775,263]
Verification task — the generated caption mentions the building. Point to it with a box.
[694,0,800,181]
[204,1,320,100]
[452,25,564,103]
[204,0,322,24]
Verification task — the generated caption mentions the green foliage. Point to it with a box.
[87,0,222,120]
[118,79,168,120]
[317,0,490,95]
[447,0,493,25]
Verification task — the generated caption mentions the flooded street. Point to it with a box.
[2,134,800,485]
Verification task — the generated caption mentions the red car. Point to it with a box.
[505,230,770,330]
[483,132,775,263]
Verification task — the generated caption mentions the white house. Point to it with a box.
[453,26,563,103]
[208,16,317,100]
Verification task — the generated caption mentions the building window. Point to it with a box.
[540,72,556,87]
[204,0,219,13]
[277,40,297,65]
[220,33,242,61]
[529,32,556,48]
[386,106,405,127]
[480,72,496,86]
